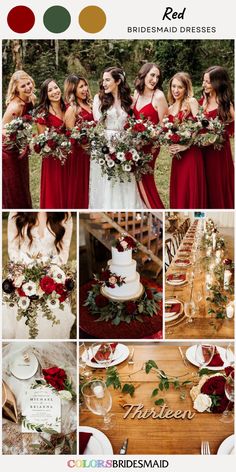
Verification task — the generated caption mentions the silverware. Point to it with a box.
[201,441,211,455]
[178,347,188,367]
[128,348,135,365]
[119,438,128,454]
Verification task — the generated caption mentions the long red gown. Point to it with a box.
[67,107,93,209]
[200,107,234,209]
[2,102,32,209]
[133,100,164,209]
[40,113,69,209]
[169,112,207,209]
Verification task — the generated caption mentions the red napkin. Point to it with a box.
[183,242,193,246]
[175,259,190,264]
[165,303,181,313]
[167,274,186,281]
[79,432,93,454]
[92,343,118,362]
[202,346,224,367]
[179,248,191,252]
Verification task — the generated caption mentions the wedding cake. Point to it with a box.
[102,237,143,300]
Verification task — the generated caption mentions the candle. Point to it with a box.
[226,303,234,319]
[224,270,232,290]
[92,384,104,398]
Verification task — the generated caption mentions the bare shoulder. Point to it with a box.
[65,105,76,118]
[188,96,198,106]
[153,89,165,101]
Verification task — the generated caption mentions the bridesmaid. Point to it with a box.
[133,63,168,208]
[2,70,35,209]
[35,78,68,209]
[168,72,206,209]
[201,66,234,209]
[64,74,93,209]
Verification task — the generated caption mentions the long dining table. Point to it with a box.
[165,221,234,339]
[79,342,234,455]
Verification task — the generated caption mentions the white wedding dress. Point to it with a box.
[2,213,76,339]
[89,94,145,209]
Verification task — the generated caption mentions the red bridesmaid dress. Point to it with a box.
[200,105,234,209]
[169,111,207,209]
[2,102,32,209]
[40,113,69,209]
[67,107,93,209]
[133,98,164,209]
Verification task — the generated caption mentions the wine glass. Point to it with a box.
[225,344,234,367]
[91,343,113,368]
[195,344,215,369]
[82,380,114,430]
[79,343,92,379]
[220,371,234,423]
[193,286,203,314]
[184,300,196,323]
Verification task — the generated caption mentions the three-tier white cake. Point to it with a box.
[102,246,143,300]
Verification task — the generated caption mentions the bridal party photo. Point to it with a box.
[2,211,77,339]
[165,211,234,339]
[79,211,163,339]
[2,39,234,210]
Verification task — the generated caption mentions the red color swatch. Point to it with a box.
[7,6,35,33]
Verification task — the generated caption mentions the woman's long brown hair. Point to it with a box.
[13,212,69,252]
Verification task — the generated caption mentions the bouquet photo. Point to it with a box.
[32,124,72,165]
[3,113,33,154]
[193,107,226,149]
[158,115,196,159]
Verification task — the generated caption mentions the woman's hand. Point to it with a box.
[81,143,90,151]
[169,144,188,154]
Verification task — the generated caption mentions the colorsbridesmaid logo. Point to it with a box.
[67,459,169,468]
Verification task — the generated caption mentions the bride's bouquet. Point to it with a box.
[158,115,196,158]
[4,113,33,154]
[89,124,153,183]
[31,126,72,165]
[2,261,76,339]
[193,107,225,149]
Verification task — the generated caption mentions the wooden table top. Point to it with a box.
[79,343,234,455]
[165,224,234,339]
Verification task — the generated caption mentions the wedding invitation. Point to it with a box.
[21,383,61,433]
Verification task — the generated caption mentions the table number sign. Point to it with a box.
[21,383,61,433]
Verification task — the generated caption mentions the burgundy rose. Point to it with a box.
[95,294,109,308]
[55,283,65,295]
[223,258,232,266]
[162,126,169,132]
[100,270,110,282]
[23,114,33,121]
[42,366,67,391]
[70,138,77,145]
[17,287,26,297]
[124,122,130,130]
[146,289,153,300]
[47,139,57,150]
[65,278,75,291]
[59,292,68,303]
[170,134,180,143]
[65,130,71,137]
[110,153,116,161]
[34,144,41,153]
[126,301,137,315]
[168,115,174,123]
[201,375,226,396]
[81,136,88,145]
[133,122,146,132]
[36,117,47,125]
[125,151,133,161]
[40,276,56,294]
[225,366,234,377]
[211,395,233,414]
[10,132,17,141]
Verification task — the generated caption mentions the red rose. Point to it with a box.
[133,122,146,132]
[17,287,26,297]
[211,395,233,414]
[10,132,17,141]
[125,236,136,248]
[146,289,153,300]
[225,366,234,377]
[201,375,226,396]
[110,153,116,161]
[42,366,67,391]
[23,114,32,121]
[36,117,47,125]
[81,136,88,145]
[34,144,41,153]
[47,139,57,150]
[223,258,232,266]
[168,115,174,123]
[100,270,110,282]
[40,276,56,294]
[125,151,133,161]
[59,292,68,303]
[126,301,137,314]
[65,130,71,137]
[95,294,109,308]
[70,138,77,145]
[162,126,169,132]
[170,134,180,143]
[55,283,65,295]
[124,122,130,130]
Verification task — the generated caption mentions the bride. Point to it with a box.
[89,67,145,209]
[2,212,76,339]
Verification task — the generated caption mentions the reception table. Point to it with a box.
[165,222,234,339]
[79,343,234,455]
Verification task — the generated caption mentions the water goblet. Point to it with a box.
[82,380,114,430]
[220,371,234,423]
[184,300,196,323]
[195,343,215,369]
[79,343,92,379]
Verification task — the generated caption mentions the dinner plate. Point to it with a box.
[166,276,187,286]
[174,260,191,267]
[217,434,234,455]
[79,426,113,455]
[165,299,183,322]
[9,351,39,379]
[82,343,130,368]
[185,345,234,370]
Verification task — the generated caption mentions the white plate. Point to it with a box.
[83,343,130,368]
[174,260,191,267]
[165,299,183,322]
[79,426,113,455]
[10,352,39,379]
[185,345,234,370]
[166,277,186,286]
[217,435,235,455]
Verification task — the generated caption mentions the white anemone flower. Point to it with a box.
[47,298,60,310]
[99,158,105,165]
[107,159,115,168]
[117,152,125,161]
[51,266,66,284]
[22,281,37,296]
[18,297,30,310]
[124,163,132,172]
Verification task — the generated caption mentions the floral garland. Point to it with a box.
[2,261,76,339]
[4,113,33,153]
[84,281,162,325]
[112,233,137,252]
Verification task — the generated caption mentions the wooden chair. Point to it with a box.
[165,238,175,270]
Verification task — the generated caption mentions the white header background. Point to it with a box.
[0,0,235,471]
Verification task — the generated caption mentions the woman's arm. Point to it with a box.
[189,97,199,117]
[56,214,73,265]
[153,91,169,124]
[92,94,102,122]
[64,106,77,129]
[7,212,20,261]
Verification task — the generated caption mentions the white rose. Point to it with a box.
[58,390,72,402]
[22,281,37,296]
[193,393,212,412]
[14,275,25,287]
[120,240,128,249]
[44,145,51,153]
[18,297,30,310]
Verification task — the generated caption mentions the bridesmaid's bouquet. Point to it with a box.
[193,108,225,149]
[3,114,33,153]
[124,116,159,147]
[158,115,196,158]
[31,126,72,165]
[89,124,153,183]
[2,261,76,339]
[70,120,96,146]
